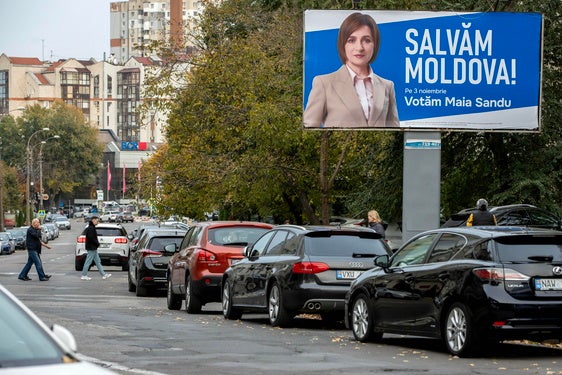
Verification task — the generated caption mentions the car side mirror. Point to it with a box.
[374,254,390,269]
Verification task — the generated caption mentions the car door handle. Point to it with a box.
[438,272,450,281]
[405,275,415,284]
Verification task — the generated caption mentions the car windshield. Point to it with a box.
[0,234,9,241]
[209,227,269,246]
[494,236,562,262]
[55,217,67,221]
[305,234,389,257]
[0,291,67,366]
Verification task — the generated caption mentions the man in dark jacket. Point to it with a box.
[18,218,51,281]
[81,214,111,280]
[466,198,497,226]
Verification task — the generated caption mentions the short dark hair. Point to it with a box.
[337,12,380,65]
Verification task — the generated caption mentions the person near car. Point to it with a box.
[367,210,385,238]
[81,214,112,280]
[18,218,51,281]
[466,198,497,226]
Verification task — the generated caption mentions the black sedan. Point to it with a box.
[128,227,187,296]
[345,226,562,357]
[222,225,391,326]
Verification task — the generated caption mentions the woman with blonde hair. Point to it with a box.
[367,210,385,237]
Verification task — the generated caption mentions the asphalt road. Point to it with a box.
[0,219,561,375]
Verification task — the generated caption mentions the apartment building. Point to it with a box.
[0,53,170,146]
[110,0,202,63]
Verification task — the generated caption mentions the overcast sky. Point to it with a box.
[0,0,114,61]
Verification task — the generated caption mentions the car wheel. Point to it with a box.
[135,276,148,297]
[351,293,382,342]
[222,279,242,320]
[268,282,292,327]
[74,258,83,272]
[185,277,202,313]
[167,279,181,310]
[127,270,136,292]
[444,302,476,357]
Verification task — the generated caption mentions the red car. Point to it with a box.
[166,221,273,313]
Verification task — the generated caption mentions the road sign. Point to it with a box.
[97,190,104,201]
[42,194,49,200]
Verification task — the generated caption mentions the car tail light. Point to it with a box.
[197,249,217,262]
[140,249,162,258]
[77,236,86,243]
[114,237,128,244]
[473,267,529,284]
[292,262,330,274]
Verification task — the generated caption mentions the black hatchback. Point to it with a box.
[222,225,391,326]
[345,226,562,357]
[128,227,187,297]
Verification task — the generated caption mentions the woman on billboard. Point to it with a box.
[303,12,400,128]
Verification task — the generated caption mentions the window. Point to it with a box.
[391,234,437,266]
[264,231,290,256]
[0,70,8,114]
[427,233,466,263]
[250,232,275,256]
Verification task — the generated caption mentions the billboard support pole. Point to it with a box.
[402,131,441,243]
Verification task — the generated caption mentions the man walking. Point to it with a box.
[18,218,51,281]
[81,214,111,280]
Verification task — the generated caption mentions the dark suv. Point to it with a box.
[222,225,392,326]
[345,226,562,357]
[442,204,562,230]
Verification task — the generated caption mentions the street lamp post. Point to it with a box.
[38,135,60,212]
[26,127,50,225]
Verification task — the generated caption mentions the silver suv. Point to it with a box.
[75,223,130,271]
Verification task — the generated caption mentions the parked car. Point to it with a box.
[100,211,120,223]
[7,228,26,249]
[128,227,188,296]
[0,231,16,253]
[329,216,367,227]
[75,223,129,271]
[117,211,134,223]
[345,226,562,357]
[54,215,71,230]
[442,204,562,229]
[43,222,59,239]
[0,284,117,373]
[167,221,274,313]
[221,225,391,326]
[0,232,14,255]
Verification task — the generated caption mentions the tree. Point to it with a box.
[142,0,562,225]
[1,102,103,212]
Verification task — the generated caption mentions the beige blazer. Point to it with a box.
[303,65,400,128]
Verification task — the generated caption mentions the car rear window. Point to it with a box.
[494,235,562,262]
[148,236,184,251]
[209,227,270,246]
[305,234,389,257]
[97,228,126,237]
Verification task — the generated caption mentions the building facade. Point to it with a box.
[110,0,202,63]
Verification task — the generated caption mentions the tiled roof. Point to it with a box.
[34,73,50,85]
[8,57,43,65]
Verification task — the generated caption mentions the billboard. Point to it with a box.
[303,10,543,131]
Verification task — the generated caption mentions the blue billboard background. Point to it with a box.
[304,11,543,130]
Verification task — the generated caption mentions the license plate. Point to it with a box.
[534,278,562,291]
[99,243,110,248]
[336,270,362,280]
